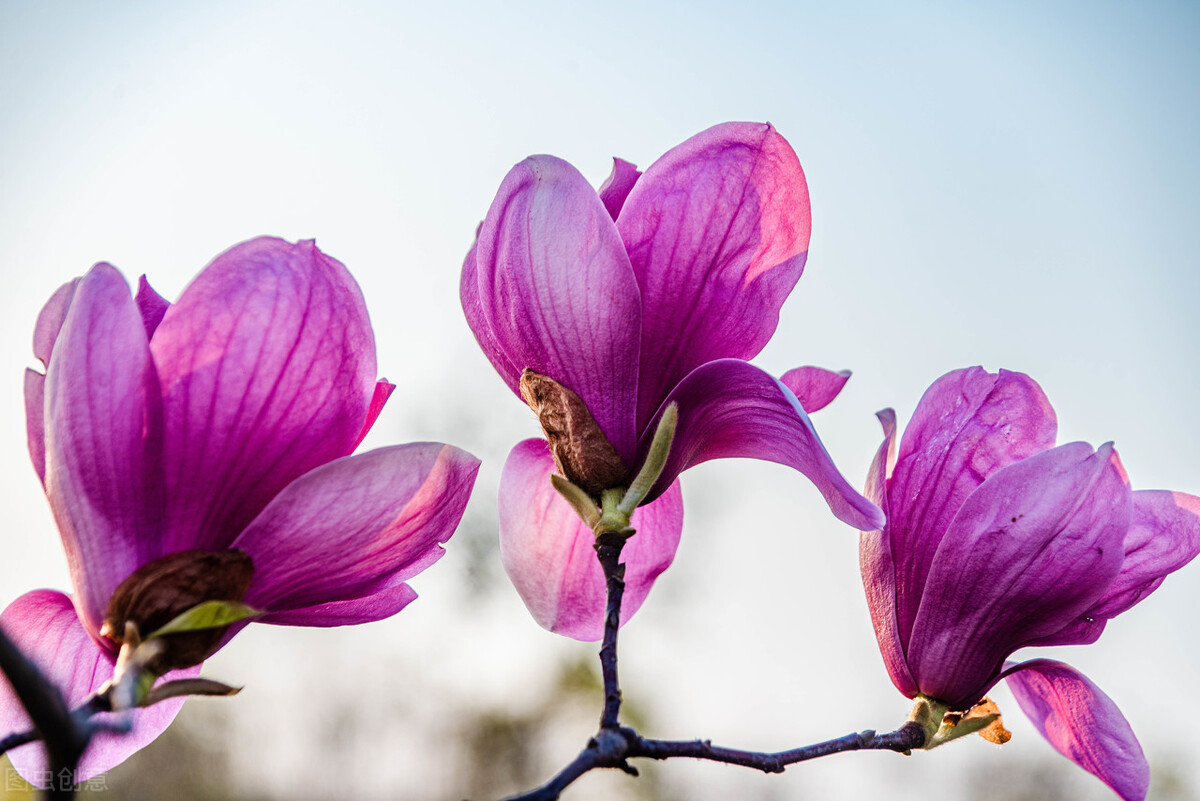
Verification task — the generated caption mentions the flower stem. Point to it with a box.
[594,530,626,731]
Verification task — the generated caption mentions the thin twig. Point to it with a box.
[503,723,926,800]
[0,693,112,757]
[496,527,929,801]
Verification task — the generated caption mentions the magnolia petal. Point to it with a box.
[135,275,170,339]
[152,237,379,553]
[258,573,418,627]
[779,366,851,414]
[460,239,524,399]
[598,157,641,220]
[498,439,683,641]
[472,156,642,463]
[1087,489,1200,619]
[908,443,1129,708]
[42,263,166,636]
[235,444,479,614]
[33,279,80,367]
[618,122,811,430]
[1033,489,1200,649]
[0,590,198,784]
[350,380,396,451]
[641,359,883,531]
[24,369,46,486]
[1005,659,1149,801]
[859,409,919,697]
[886,367,1058,657]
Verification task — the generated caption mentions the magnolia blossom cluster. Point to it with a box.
[0,123,1196,801]
[1,238,479,780]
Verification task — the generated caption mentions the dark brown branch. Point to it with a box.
[593,531,626,730]
[502,723,926,800]
[0,693,112,757]
[497,528,928,801]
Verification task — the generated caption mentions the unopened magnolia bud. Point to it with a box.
[519,369,630,495]
[103,549,254,672]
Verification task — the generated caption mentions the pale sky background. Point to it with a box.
[1,1,1198,799]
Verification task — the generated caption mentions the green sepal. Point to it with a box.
[145,600,261,640]
[550,473,601,528]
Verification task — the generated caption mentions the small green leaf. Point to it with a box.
[145,600,261,640]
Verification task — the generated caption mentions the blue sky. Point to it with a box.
[1,2,1197,798]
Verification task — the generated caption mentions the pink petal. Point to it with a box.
[886,367,1057,659]
[859,409,919,697]
[598,157,641,220]
[1005,659,1148,801]
[27,279,82,488]
[24,368,46,486]
[641,359,883,531]
[470,156,642,464]
[0,590,197,784]
[1031,489,1200,649]
[234,444,479,615]
[460,239,524,400]
[497,439,683,641]
[151,237,379,553]
[33,279,80,368]
[1086,489,1200,619]
[907,443,1129,708]
[350,380,396,451]
[617,122,811,431]
[134,275,170,339]
[779,366,851,414]
[42,263,165,637]
[258,572,418,627]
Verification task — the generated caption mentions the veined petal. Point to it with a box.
[1031,489,1200,649]
[0,590,198,784]
[1005,659,1149,801]
[460,239,524,399]
[859,410,918,697]
[618,122,810,430]
[134,275,170,339]
[779,366,851,414]
[350,380,396,451]
[472,156,642,463]
[234,444,479,615]
[598,158,641,220]
[641,359,883,531]
[151,237,379,553]
[33,279,80,368]
[42,263,165,637]
[908,443,1129,708]
[498,439,682,641]
[24,369,46,486]
[258,572,418,627]
[27,278,81,488]
[1085,489,1200,620]
[887,367,1057,657]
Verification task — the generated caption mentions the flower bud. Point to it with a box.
[102,549,254,672]
[519,369,630,496]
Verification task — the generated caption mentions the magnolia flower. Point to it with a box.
[1,237,480,782]
[861,367,1200,800]
[462,122,883,640]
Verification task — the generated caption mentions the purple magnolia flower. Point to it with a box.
[861,366,1200,800]
[462,122,884,640]
[1,237,480,782]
